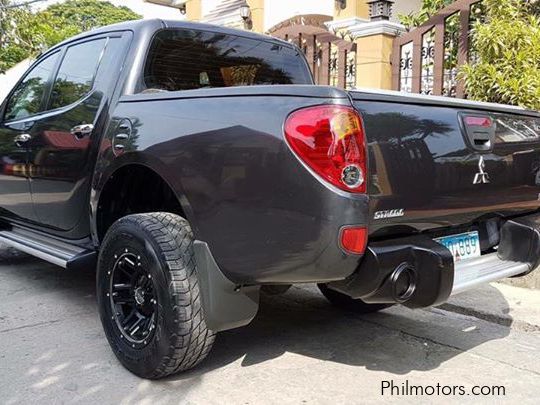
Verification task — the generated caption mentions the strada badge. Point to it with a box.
[374,209,405,220]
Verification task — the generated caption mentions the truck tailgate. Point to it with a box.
[351,90,540,237]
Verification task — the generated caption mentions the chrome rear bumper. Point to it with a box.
[451,253,530,296]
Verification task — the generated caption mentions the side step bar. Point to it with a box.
[451,252,530,296]
[0,228,96,270]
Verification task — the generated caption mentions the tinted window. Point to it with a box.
[4,52,60,121]
[49,39,106,110]
[143,29,311,92]
[94,37,126,86]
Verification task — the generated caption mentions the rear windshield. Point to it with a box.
[142,29,312,92]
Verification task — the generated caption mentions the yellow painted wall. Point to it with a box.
[355,34,394,89]
[246,0,265,32]
[186,0,202,21]
[334,0,369,20]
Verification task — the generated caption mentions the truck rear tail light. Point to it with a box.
[284,105,367,193]
[340,226,367,255]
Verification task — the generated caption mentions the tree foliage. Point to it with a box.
[399,0,454,30]
[0,0,36,73]
[0,0,141,74]
[44,0,141,29]
[461,0,540,109]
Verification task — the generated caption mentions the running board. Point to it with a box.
[0,228,96,270]
[451,253,530,296]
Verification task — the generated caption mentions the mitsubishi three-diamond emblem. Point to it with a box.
[473,156,490,184]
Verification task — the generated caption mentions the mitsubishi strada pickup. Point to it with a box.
[1,19,540,378]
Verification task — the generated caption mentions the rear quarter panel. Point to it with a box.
[94,87,369,284]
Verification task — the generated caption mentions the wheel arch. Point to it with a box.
[91,153,196,245]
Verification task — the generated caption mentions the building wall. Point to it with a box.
[264,0,334,31]
[202,0,221,16]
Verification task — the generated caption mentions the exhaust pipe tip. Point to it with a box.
[390,263,417,303]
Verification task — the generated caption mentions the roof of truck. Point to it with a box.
[49,18,291,52]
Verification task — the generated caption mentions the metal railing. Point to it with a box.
[392,0,483,98]
[269,14,357,90]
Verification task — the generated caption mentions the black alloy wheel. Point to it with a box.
[109,250,157,347]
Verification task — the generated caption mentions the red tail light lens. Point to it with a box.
[340,226,367,255]
[284,105,367,193]
[464,116,492,127]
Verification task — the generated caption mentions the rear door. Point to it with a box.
[0,51,61,221]
[28,34,129,231]
[352,94,540,236]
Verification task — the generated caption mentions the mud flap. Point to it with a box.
[193,241,260,332]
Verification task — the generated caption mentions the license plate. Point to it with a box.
[435,231,480,262]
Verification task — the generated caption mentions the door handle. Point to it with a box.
[70,124,94,139]
[14,133,31,147]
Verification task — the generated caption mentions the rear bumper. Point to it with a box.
[326,212,540,308]
[452,253,529,295]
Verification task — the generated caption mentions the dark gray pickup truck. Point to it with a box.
[1,19,540,379]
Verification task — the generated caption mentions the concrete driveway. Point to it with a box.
[1,245,539,404]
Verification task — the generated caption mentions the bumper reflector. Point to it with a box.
[340,226,367,255]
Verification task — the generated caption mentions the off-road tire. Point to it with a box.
[97,212,215,379]
[318,284,393,314]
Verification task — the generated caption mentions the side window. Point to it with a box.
[4,52,60,121]
[49,38,107,110]
[93,37,126,87]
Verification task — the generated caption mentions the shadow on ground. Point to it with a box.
[184,285,512,378]
[0,245,514,399]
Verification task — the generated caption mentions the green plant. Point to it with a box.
[399,0,454,30]
[0,0,141,74]
[0,0,36,73]
[461,0,540,110]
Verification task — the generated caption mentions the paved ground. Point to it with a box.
[1,246,540,404]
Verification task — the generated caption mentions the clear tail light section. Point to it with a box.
[284,105,367,193]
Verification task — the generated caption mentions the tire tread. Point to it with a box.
[106,212,215,379]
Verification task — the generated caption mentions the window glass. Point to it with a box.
[4,52,60,121]
[94,37,125,87]
[49,39,106,110]
[143,29,311,92]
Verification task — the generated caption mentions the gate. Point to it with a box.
[391,0,484,98]
[268,14,357,89]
